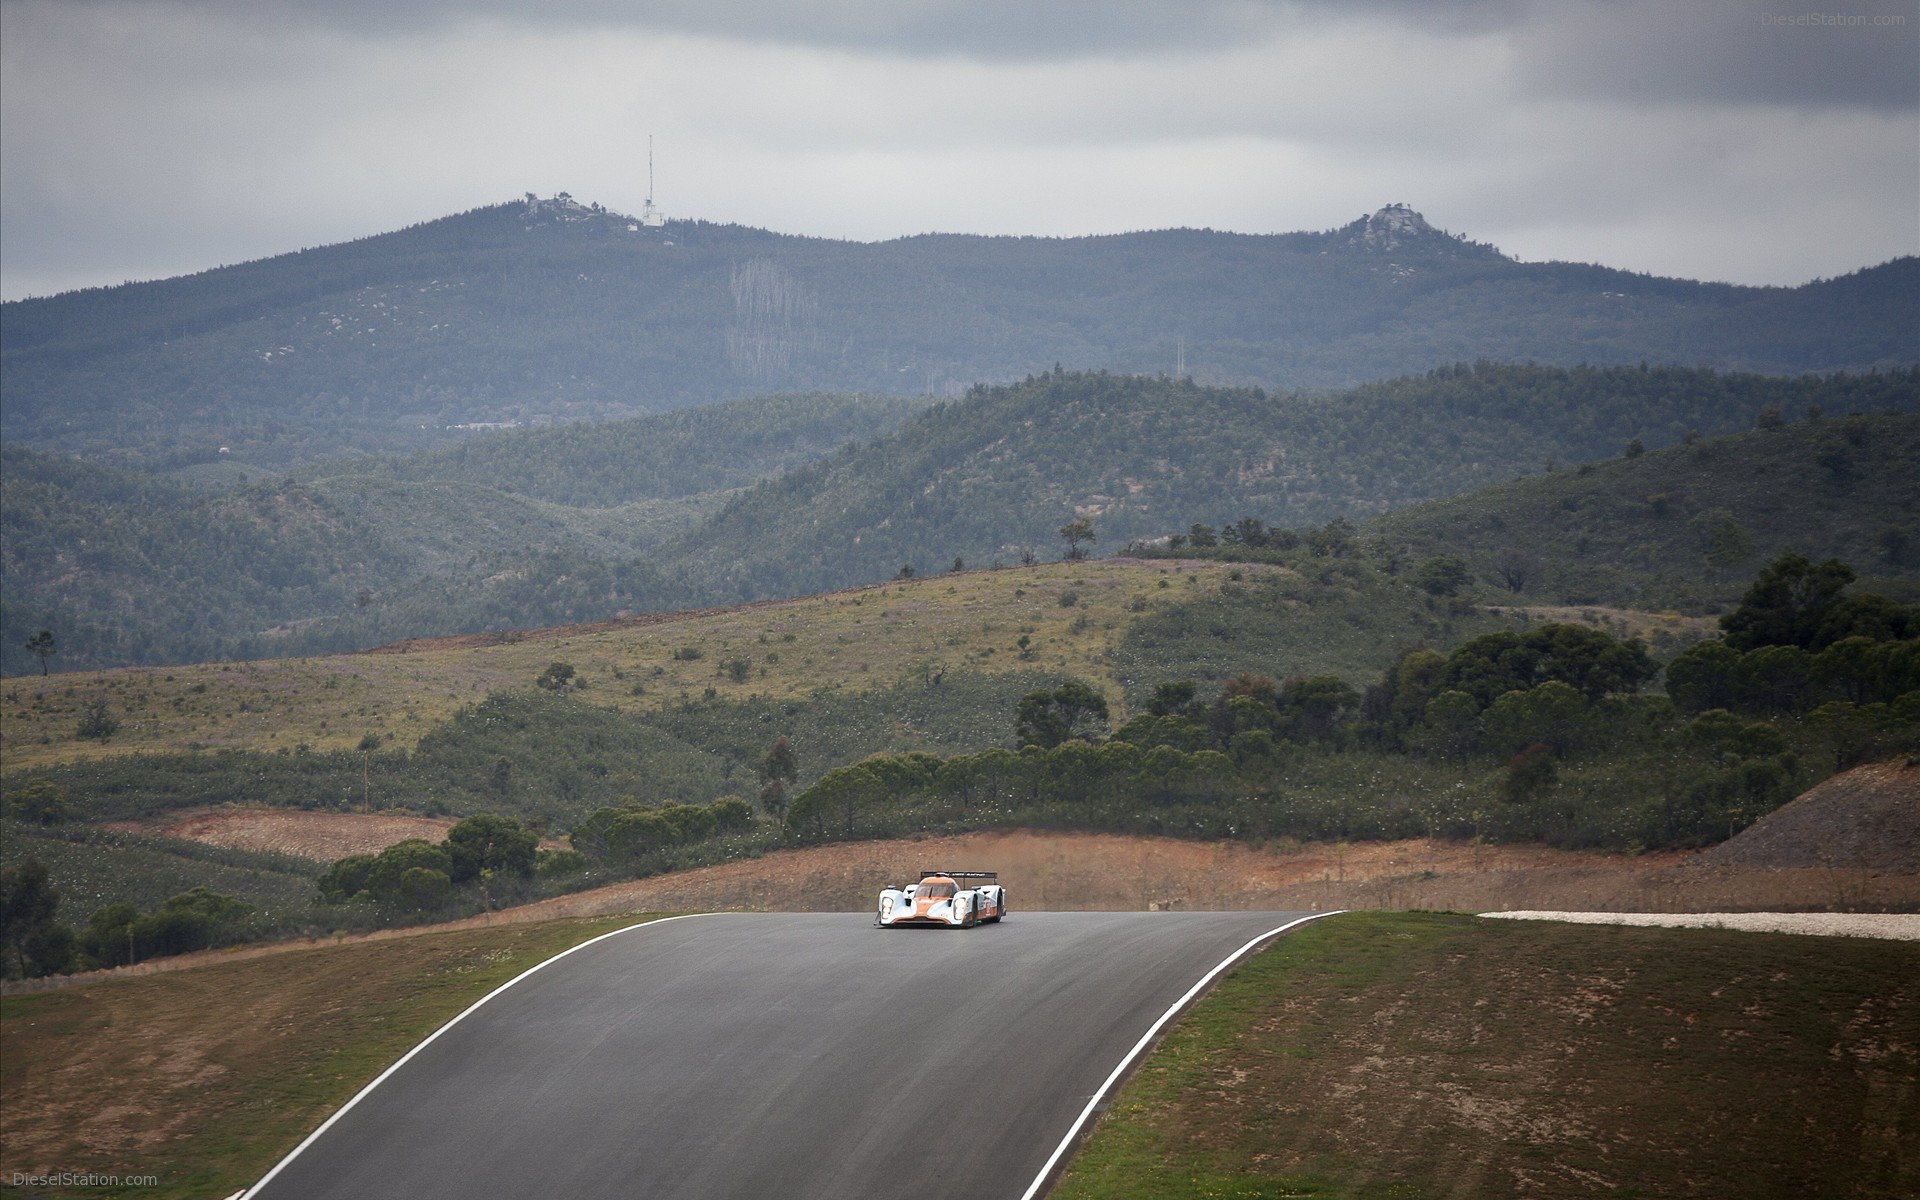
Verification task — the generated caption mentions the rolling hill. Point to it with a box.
[663,364,1920,603]
[4,364,1914,674]
[1363,410,1920,610]
[0,391,924,673]
[4,196,1913,467]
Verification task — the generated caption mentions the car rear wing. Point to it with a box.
[919,870,998,884]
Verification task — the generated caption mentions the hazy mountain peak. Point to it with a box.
[521,191,633,228]
[1363,203,1431,244]
[1332,203,1505,260]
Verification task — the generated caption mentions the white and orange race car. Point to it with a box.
[876,871,1006,929]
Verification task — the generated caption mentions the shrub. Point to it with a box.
[534,848,589,877]
[2,779,70,825]
[446,813,538,883]
[76,696,120,741]
[711,795,755,833]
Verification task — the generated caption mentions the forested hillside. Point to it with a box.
[0,442,693,673]
[4,196,1912,467]
[1362,412,1920,610]
[4,364,1914,674]
[667,364,1919,601]
[361,390,930,507]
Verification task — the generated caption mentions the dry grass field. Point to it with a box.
[0,558,1237,770]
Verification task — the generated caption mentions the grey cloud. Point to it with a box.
[1,0,1912,298]
[44,0,1299,59]
[48,0,1915,107]
[1512,0,1919,112]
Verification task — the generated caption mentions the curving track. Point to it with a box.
[246,910,1322,1200]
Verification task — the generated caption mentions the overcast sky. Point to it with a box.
[2,0,1915,300]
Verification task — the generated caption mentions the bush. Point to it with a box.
[534,848,589,878]
[2,780,70,825]
[76,696,120,741]
[361,839,455,903]
[2,858,72,978]
[446,813,538,883]
[319,853,378,903]
[711,796,755,833]
[75,887,253,967]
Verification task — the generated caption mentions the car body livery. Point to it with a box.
[876,870,1006,929]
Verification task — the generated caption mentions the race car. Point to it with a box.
[876,870,1006,929]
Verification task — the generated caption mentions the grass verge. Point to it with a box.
[0,914,664,1199]
[1052,911,1920,1200]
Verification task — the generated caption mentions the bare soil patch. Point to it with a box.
[100,808,565,862]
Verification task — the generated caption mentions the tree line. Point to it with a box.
[775,553,1916,853]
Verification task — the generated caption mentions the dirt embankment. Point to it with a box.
[1696,758,1920,871]
[16,827,1917,997]
[495,829,1919,924]
[523,757,1919,920]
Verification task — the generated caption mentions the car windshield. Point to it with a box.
[918,880,958,899]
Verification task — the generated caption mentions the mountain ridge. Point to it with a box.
[5,198,1912,467]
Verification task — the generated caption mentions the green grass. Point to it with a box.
[0,915,663,1200]
[1054,911,1920,1200]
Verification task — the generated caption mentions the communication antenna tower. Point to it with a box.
[641,134,666,227]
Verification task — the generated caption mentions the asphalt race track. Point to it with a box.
[246,910,1320,1200]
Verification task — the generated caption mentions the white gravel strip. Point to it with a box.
[1479,911,1920,940]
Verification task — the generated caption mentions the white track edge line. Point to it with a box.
[241,912,723,1199]
[1016,910,1348,1200]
